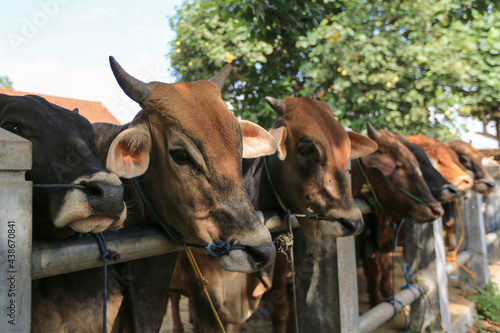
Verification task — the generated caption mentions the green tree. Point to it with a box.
[168,0,499,139]
[0,75,13,88]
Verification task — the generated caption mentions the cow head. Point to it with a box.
[106,57,277,273]
[405,135,474,192]
[449,140,495,194]
[0,94,126,238]
[263,96,377,237]
[390,132,458,203]
[353,124,444,223]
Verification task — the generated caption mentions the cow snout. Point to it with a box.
[242,243,276,269]
[473,178,496,194]
[455,174,474,192]
[428,202,444,220]
[433,184,458,203]
[317,216,364,237]
[80,181,125,218]
[217,230,276,273]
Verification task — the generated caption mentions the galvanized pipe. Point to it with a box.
[32,210,298,279]
[359,276,432,333]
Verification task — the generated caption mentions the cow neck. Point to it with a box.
[132,176,246,257]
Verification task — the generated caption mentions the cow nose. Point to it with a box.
[338,217,364,235]
[443,184,458,196]
[456,175,473,191]
[482,178,496,189]
[80,181,125,217]
[244,243,276,269]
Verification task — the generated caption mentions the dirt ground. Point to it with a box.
[159,263,500,333]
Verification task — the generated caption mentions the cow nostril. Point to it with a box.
[445,184,458,196]
[244,243,275,269]
[80,181,105,197]
[485,180,496,189]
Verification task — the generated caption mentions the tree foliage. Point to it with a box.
[168,0,500,140]
[0,75,13,89]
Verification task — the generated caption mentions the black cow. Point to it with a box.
[0,94,128,333]
[0,94,126,238]
[390,132,458,203]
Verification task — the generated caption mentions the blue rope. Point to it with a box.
[133,177,247,257]
[206,240,246,257]
[92,232,121,333]
[389,219,427,333]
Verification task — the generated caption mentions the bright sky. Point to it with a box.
[0,0,183,124]
[1,0,497,148]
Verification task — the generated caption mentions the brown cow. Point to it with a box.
[169,96,378,333]
[449,140,495,194]
[33,57,279,333]
[405,134,473,192]
[353,124,444,307]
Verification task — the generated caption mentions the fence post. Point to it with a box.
[460,191,489,288]
[292,160,359,332]
[0,128,32,332]
[482,164,500,262]
[405,218,451,332]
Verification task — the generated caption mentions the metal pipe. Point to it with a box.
[359,277,432,333]
[32,210,299,280]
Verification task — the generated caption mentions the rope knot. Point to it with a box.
[361,183,374,194]
[197,276,208,288]
[106,250,121,262]
[206,240,245,258]
[305,207,320,220]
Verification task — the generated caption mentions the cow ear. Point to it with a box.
[360,153,396,176]
[268,127,287,160]
[107,127,151,178]
[239,120,278,158]
[348,131,378,159]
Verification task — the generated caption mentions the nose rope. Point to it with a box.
[133,176,231,333]
[33,183,87,190]
[354,159,430,211]
[262,156,300,333]
[91,232,121,333]
[132,177,245,256]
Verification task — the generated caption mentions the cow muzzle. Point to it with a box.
[432,184,458,203]
[473,178,496,194]
[216,231,276,273]
[297,207,364,237]
[51,172,127,233]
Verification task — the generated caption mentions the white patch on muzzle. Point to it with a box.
[52,172,126,233]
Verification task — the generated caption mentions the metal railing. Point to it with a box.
[1,126,498,333]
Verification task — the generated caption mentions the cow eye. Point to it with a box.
[3,124,21,135]
[170,149,191,165]
[298,146,314,156]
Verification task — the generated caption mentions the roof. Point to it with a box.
[0,87,120,125]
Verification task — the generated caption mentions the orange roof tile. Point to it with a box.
[0,87,120,125]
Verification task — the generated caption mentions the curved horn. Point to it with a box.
[366,122,382,140]
[265,96,286,116]
[208,64,231,90]
[109,56,152,104]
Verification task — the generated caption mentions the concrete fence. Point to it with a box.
[1,127,499,332]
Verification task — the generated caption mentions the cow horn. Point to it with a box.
[265,96,286,115]
[208,64,231,91]
[366,122,382,140]
[109,56,152,104]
